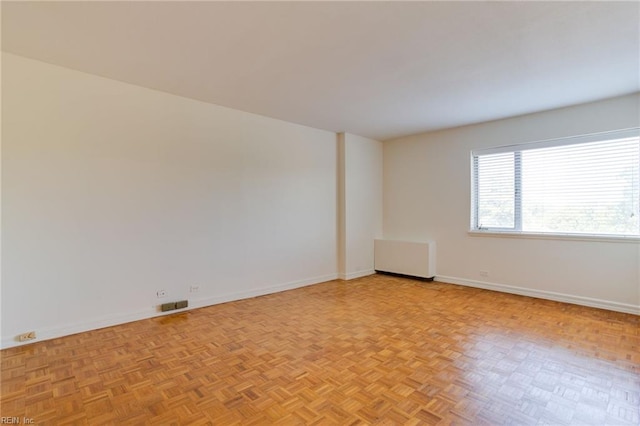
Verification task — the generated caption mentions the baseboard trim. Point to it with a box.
[7,273,634,349]
[188,273,339,309]
[338,269,376,281]
[435,275,640,315]
[1,273,339,349]
[1,308,161,350]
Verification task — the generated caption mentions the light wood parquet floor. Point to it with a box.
[1,274,639,425]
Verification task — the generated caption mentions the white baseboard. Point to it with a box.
[6,273,633,349]
[0,273,338,350]
[188,273,339,309]
[338,269,376,281]
[435,275,640,315]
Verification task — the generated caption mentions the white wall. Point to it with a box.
[338,133,383,279]
[1,53,338,348]
[384,93,640,314]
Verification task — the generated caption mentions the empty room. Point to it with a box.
[1,1,639,425]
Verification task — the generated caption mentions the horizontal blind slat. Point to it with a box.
[473,130,639,236]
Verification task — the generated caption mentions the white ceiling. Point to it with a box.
[2,1,639,141]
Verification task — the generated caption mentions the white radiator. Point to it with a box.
[374,239,436,279]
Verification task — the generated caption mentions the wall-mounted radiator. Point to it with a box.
[374,239,436,280]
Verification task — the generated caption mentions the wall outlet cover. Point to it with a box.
[18,331,36,342]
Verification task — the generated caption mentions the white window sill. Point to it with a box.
[468,230,640,243]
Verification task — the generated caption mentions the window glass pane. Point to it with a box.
[521,137,639,235]
[476,152,514,228]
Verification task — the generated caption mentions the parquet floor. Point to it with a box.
[1,274,639,425]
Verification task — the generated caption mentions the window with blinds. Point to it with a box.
[471,128,640,237]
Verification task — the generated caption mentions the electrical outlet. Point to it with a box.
[161,302,176,312]
[479,270,489,278]
[161,300,189,312]
[18,331,36,342]
[189,285,199,293]
[157,290,167,298]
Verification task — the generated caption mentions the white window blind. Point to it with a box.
[472,129,640,237]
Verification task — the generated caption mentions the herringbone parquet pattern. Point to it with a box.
[1,275,639,425]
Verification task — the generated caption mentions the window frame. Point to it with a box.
[470,127,640,241]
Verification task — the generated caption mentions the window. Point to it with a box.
[471,128,640,238]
